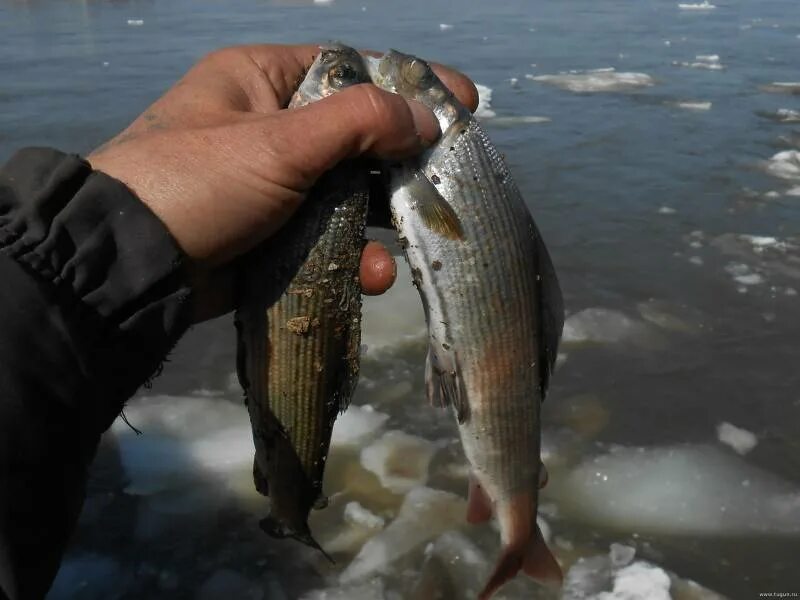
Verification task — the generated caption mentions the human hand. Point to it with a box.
[87,44,478,322]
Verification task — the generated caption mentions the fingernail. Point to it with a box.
[407,99,440,147]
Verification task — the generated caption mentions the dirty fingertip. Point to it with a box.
[360,240,397,295]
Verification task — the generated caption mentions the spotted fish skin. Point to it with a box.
[365,50,564,598]
[235,44,370,554]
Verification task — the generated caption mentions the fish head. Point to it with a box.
[290,42,371,107]
[365,49,469,131]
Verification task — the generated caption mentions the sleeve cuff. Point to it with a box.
[0,147,192,418]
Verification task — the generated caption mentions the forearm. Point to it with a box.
[0,148,192,599]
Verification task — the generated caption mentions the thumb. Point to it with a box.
[250,84,441,191]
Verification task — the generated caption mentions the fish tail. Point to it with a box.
[479,493,562,599]
[259,516,335,564]
[478,525,562,599]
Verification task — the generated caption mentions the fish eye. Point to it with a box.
[401,58,434,88]
[329,62,360,87]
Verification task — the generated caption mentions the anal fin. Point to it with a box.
[466,474,493,524]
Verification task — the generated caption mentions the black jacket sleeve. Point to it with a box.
[0,148,193,599]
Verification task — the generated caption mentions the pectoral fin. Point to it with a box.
[406,171,464,240]
[425,345,469,423]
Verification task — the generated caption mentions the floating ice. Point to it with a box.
[344,501,386,530]
[598,562,671,600]
[425,531,489,597]
[485,115,551,126]
[529,69,654,93]
[360,430,437,493]
[717,422,758,455]
[111,395,252,495]
[313,0,334,4]
[677,101,712,110]
[658,206,677,214]
[548,444,800,535]
[330,404,389,448]
[127,18,144,25]
[562,308,649,344]
[765,150,800,180]
[609,543,636,568]
[760,82,800,95]
[637,299,704,333]
[675,54,724,70]
[757,108,800,122]
[474,83,496,119]
[439,23,453,31]
[563,550,704,600]
[724,262,765,286]
[788,186,800,197]
[678,1,716,10]
[340,487,466,582]
[360,260,425,351]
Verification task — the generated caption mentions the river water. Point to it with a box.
[1,0,799,598]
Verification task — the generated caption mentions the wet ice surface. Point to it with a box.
[529,69,655,93]
[5,0,797,598]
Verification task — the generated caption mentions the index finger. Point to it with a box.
[243,43,480,113]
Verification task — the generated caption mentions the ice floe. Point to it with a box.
[111,395,252,496]
[678,1,716,10]
[724,262,765,286]
[549,444,800,535]
[716,422,758,455]
[658,205,677,214]
[676,101,712,110]
[760,82,800,95]
[474,83,496,119]
[636,299,705,333]
[765,150,800,180]
[360,259,426,351]
[564,544,726,600]
[675,54,724,70]
[360,430,437,493]
[529,68,655,93]
[127,18,144,26]
[339,487,466,582]
[330,404,389,448]
[343,501,386,530]
[485,115,551,126]
[439,23,453,31]
[756,108,800,123]
[562,308,650,344]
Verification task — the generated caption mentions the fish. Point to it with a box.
[364,49,565,598]
[234,43,371,557]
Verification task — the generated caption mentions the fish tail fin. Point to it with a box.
[521,524,563,586]
[478,527,562,600]
[259,516,335,564]
[297,531,336,565]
